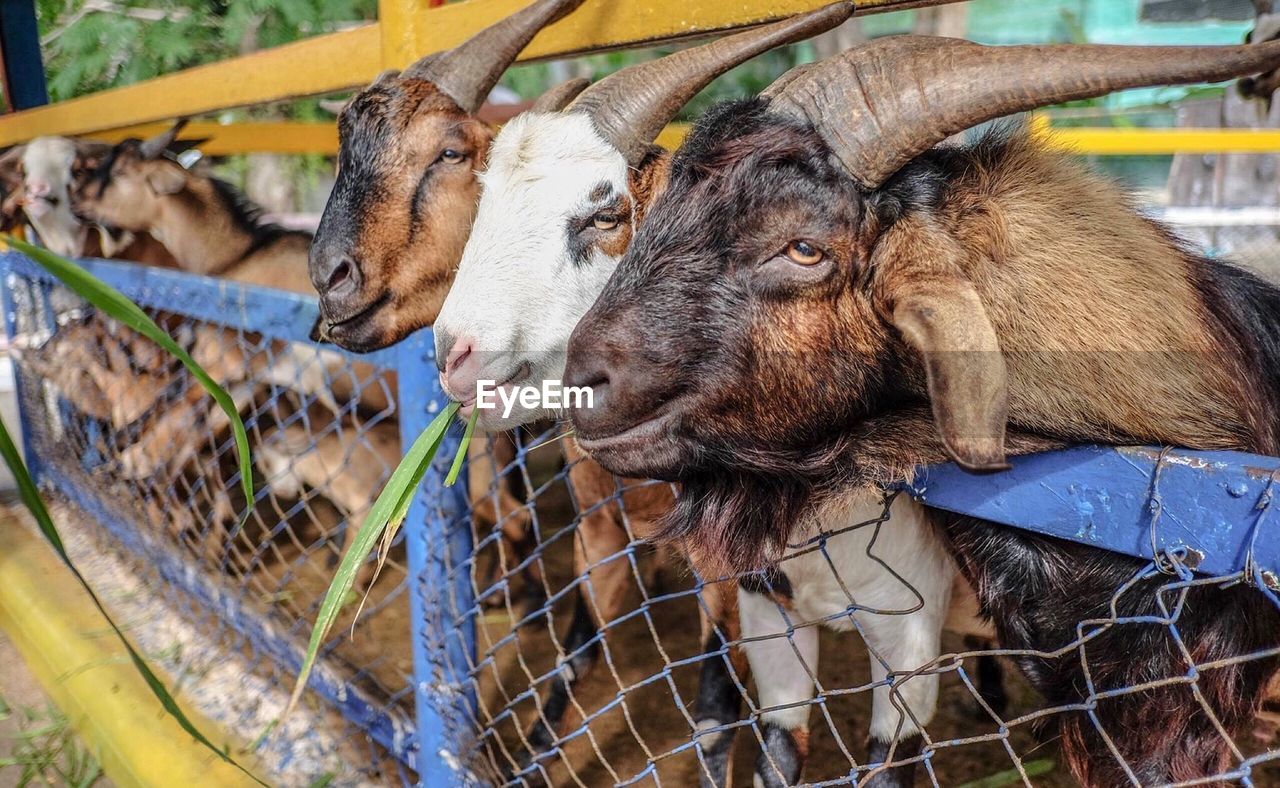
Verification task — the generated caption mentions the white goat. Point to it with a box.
[5,136,94,256]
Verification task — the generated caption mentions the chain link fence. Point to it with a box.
[5,250,1280,786]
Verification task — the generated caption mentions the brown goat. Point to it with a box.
[309,0,586,351]
[565,38,1280,787]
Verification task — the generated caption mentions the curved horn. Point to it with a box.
[404,0,586,114]
[138,119,189,160]
[767,36,1280,188]
[531,77,590,113]
[568,2,854,165]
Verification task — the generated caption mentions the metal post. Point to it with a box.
[0,0,47,111]
[397,327,477,786]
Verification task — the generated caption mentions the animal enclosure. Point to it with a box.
[5,249,1280,786]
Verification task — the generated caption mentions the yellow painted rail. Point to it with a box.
[0,514,259,788]
[103,119,1280,157]
[0,0,958,146]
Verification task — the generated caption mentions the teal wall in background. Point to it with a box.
[867,0,1253,110]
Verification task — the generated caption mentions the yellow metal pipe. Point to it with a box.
[0,25,380,146]
[94,121,340,156]
[0,516,261,788]
[65,119,1280,157]
[0,0,961,145]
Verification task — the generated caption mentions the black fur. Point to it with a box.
[693,628,744,787]
[865,734,923,788]
[755,722,804,787]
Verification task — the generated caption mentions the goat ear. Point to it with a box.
[0,145,25,182]
[144,163,186,196]
[874,217,1010,472]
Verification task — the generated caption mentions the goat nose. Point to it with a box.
[310,249,362,299]
[437,335,480,402]
[563,347,614,430]
[26,180,50,198]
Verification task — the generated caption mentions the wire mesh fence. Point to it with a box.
[5,248,1280,786]
[2,251,420,785]
[430,435,1280,786]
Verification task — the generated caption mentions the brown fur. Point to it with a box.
[314,79,492,348]
[568,105,1280,786]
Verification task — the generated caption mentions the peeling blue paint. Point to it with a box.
[907,445,1280,579]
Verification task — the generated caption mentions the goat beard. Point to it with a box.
[656,406,1064,578]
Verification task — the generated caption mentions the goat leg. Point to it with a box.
[691,579,747,788]
[739,587,816,786]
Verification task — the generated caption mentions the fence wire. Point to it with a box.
[6,252,1280,787]
[4,259,416,786]
[431,428,1280,787]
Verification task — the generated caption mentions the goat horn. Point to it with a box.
[139,119,190,160]
[567,2,855,165]
[404,0,586,114]
[766,36,1280,189]
[531,77,590,113]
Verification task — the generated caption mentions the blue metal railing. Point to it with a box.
[0,251,474,783]
[5,250,1280,785]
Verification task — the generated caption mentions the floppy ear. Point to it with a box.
[144,162,187,195]
[873,216,1010,472]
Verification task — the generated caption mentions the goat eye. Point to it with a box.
[784,240,824,266]
[438,149,465,164]
[592,214,620,231]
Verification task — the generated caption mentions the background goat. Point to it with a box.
[0,136,178,265]
[565,37,1280,786]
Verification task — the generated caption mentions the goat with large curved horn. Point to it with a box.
[765,36,1280,188]
[404,0,586,113]
[567,1,855,164]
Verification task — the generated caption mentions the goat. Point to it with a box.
[309,0,586,351]
[564,37,1280,787]
[0,136,178,265]
[307,0,593,616]
[432,6,999,784]
[257,416,402,586]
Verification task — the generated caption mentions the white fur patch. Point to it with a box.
[434,113,632,431]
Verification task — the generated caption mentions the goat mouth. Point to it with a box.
[456,361,533,419]
[319,291,391,344]
[574,410,687,480]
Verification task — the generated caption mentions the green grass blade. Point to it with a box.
[5,238,253,506]
[957,758,1056,788]
[444,409,478,487]
[0,417,266,786]
[285,401,460,719]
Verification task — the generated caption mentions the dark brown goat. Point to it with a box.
[565,38,1280,786]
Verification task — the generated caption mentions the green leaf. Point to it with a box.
[0,417,265,785]
[957,758,1056,788]
[284,401,460,719]
[6,238,254,508]
[444,409,479,487]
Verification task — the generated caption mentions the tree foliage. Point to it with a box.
[35,0,376,103]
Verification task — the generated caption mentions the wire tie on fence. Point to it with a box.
[1242,468,1280,592]
[1145,447,1183,576]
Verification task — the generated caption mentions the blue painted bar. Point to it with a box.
[396,331,477,787]
[1,253,402,369]
[908,445,1280,580]
[0,0,47,110]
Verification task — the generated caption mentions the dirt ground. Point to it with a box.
[0,634,111,788]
